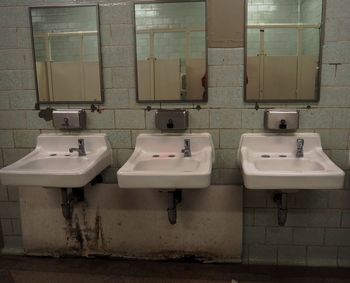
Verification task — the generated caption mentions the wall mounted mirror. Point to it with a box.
[30,5,103,104]
[134,1,207,102]
[245,0,324,102]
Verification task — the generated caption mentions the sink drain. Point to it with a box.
[168,155,176,158]
[152,154,160,158]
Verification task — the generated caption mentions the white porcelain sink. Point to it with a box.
[0,134,112,188]
[238,133,345,190]
[117,133,214,189]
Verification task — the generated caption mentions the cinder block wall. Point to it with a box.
[0,0,349,266]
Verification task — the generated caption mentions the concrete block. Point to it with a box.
[0,130,14,148]
[286,209,341,228]
[333,109,350,129]
[110,24,134,46]
[3,235,23,250]
[112,67,136,89]
[104,89,129,109]
[11,218,22,235]
[214,149,237,169]
[0,202,20,218]
[243,226,265,244]
[208,87,244,108]
[278,246,306,266]
[9,90,36,110]
[208,48,244,65]
[220,129,246,149]
[266,227,293,245]
[299,109,333,129]
[244,190,268,208]
[13,130,39,148]
[1,219,13,235]
[242,109,264,129]
[325,228,350,245]
[248,244,277,264]
[307,246,338,267]
[243,208,254,226]
[293,228,324,245]
[115,110,145,129]
[2,149,31,166]
[254,209,277,226]
[294,191,328,209]
[0,111,26,129]
[102,68,113,89]
[26,111,53,130]
[86,110,115,129]
[329,190,350,208]
[338,247,350,267]
[210,109,241,129]
[188,109,209,129]
[102,46,131,67]
[117,149,133,168]
[0,185,8,201]
[0,92,10,110]
[317,129,349,149]
[7,187,19,202]
[342,211,350,227]
[106,130,131,149]
[100,3,132,25]
[208,65,243,87]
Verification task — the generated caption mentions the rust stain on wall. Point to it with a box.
[64,203,108,256]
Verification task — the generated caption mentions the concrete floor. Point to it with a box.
[0,256,350,283]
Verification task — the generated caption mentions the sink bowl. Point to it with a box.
[117,133,214,189]
[0,134,112,188]
[238,133,345,190]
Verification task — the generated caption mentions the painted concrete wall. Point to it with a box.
[19,185,242,261]
[0,0,349,266]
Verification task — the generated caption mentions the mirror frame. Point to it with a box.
[29,4,104,105]
[243,0,326,103]
[133,0,208,103]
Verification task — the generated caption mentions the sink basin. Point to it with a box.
[238,133,345,190]
[0,134,112,188]
[117,133,214,189]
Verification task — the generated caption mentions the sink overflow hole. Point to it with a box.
[261,154,270,158]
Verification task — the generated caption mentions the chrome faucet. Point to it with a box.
[296,138,304,158]
[181,138,191,157]
[69,139,86,156]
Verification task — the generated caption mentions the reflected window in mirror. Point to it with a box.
[30,5,103,103]
[245,0,324,102]
[134,1,207,102]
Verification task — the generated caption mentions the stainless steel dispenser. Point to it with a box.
[52,109,86,130]
[155,109,189,131]
[264,109,299,131]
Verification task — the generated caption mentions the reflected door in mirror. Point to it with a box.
[135,1,207,102]
[30,5,103,103]
[245,0,323,102]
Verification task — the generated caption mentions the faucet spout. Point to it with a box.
[296,138,304,158]
[69,138,86,156]
[181,138,191,157]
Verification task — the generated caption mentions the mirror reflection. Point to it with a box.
[30,5,102,103]
[245,0,323,102]
[135,1,207,102]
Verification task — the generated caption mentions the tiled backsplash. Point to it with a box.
[0,0,349,266]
